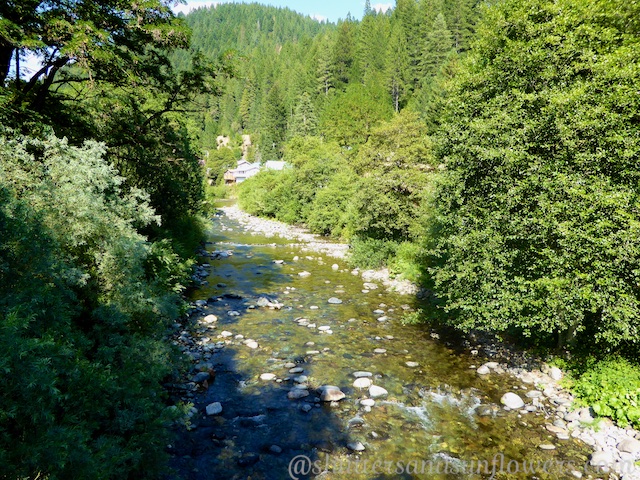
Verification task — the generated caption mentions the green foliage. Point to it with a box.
[0,131,187,479]
[572,357,640,428]
[428,0,640,347]
[348,237,399,270]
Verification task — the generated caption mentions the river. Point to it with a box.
[167,204,595,480]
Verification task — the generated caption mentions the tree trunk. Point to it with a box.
[0,44,15,85]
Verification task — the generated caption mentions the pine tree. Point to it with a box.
[421,13,455,79]
[260,83,287,159]
[333,19,356,89]
[316,34,335,96]
[289,92,318,138]
[385,22,410,112]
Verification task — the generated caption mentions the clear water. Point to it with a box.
[168,207,594,480]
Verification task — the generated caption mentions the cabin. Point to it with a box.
[224,160,260,184]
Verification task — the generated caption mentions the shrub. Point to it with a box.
[572,357,640,428]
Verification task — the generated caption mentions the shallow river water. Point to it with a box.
[168,207,596,480]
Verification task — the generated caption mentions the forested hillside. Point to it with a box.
[187,0,640,430]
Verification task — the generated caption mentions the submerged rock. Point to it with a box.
[206,402,222,415]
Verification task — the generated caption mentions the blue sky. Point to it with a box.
[173,0,395,22]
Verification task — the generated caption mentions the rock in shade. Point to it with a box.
[288,389,310,400]
[347,441,366,452]
[476,365,490,375]
[260,373,276,381]
[269,445,283,454]
[319,385,346,402]
[369,385,388,398]
[300,403,313,413]
[289,367,304,374]
[353,378,372,389]
[192,372,210,383]
[328,297,343,304]
[501,392,525,409]
[206,402,223,415]
[406,361,419,368]
[360,399,375,407]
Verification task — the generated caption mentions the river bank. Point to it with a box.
[167,205,640,479]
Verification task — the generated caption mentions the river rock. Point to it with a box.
[288,389,310,400]
[525,390,543,398]
[501,392,525,409]
[618,438,640,454]
[328,297,343,304]
[332,264,339,271]
[549,367,563,381]
[318,326,331,331]
[369,385,388,398]
[256,297,270,307]
[221,331,233,338]
[269,445,283,454]
[475,405,494,417]
[406,361,419,368]
[192,372,210,383]
[477,365,490,375]
[289,367,304,374]
[260,373,276,381]
[206,402,223,415]
[590,450,614,467]
[353,371,373,378]
[353,378,373,389]
[361,399,375,407]
[373,348,387,354]
[319,385,346,402]
[245,340,259,349]
[347,441,366,452]
[298,271,311,277]
[293,375,308,383]
[203,314,218,324]
[538,444,556,451]
[300,403,313,413]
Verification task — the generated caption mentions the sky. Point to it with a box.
[172,0,395,23]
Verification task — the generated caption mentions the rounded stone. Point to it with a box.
[318,385,346,402]
[501,392,525,409]
[477,365,490,375]
[360,399,375,407]
[406,361,419,368]
[260,373,276,381]
[347,441,366,452]
[369,385,388,398]
[206,402,222,415]
[353,377,373,389]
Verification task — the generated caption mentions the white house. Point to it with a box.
[224,160,261,184]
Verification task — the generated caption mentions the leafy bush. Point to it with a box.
[0,131,186,479]
[572,357,640,428]
[348,237,399,270]
[429,0,640,346]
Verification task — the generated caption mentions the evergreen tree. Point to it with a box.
[421,13,455,78]
[315,34,335,96]
[386,22,410,112]
[289,92,318,138]
[333,18,357,89]
[260,83,287,158]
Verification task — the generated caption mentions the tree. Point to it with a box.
[333,18,357,89]
[260,83,287,158]
[350,111,434,241]
[386,22,410,112]
[315,34,335,96]
[421,13,455,79]
[289,92,318,138]
[429,0,640,348]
